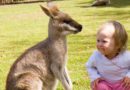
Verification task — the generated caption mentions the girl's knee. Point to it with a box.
[96,81,111,90]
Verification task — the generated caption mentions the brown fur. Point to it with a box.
[6,2,82,90]
[91,0,110,6]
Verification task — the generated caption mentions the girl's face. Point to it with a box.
[96,23,118,59]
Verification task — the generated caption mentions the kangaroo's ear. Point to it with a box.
[40,5,54,18]
[40,2,59,19]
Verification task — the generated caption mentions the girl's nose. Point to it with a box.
[97,42,104,48]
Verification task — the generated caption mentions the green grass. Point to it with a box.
[0,0,130,90]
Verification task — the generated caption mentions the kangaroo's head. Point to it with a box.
[40,2,82,37]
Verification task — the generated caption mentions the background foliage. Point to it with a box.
[0,0,130,89]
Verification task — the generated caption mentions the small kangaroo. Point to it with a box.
[6,2,82,90]
[91,0,110,6]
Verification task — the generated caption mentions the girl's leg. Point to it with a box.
[91,80,112,90]
[96,80,112,90]
[113,81,128,90]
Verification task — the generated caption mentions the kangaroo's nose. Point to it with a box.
[78,25,82,31]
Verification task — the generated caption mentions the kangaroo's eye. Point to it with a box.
[63,19,71,24]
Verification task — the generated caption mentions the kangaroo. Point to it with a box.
[91,0,110,6]
[6,2,82,90]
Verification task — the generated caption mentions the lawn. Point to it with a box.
[0,0,130,90]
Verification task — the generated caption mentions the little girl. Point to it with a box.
[86,20,130,90]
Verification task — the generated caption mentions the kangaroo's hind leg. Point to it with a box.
[15,72,43,90]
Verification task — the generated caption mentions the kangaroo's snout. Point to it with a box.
[78,24,82,31]
[73,24,82,34]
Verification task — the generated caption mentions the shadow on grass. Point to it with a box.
[76,1,93,8]
[0,0,64,5]
[76,0,130,8]
[82,10,130,21]
[111,0,130,7]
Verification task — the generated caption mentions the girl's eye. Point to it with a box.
[97,39,107,43]
[97,39,100,42]
[102,40,107,43]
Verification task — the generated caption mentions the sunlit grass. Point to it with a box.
[0,0,130,90]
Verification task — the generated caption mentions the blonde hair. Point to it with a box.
[108,20,128,52]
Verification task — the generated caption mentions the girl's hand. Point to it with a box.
[92,78,103,90]
[122,77,130,89]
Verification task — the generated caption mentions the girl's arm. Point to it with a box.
[85,51,101,82]
[125,51,130,77]
[122,51,130,89]
[86,61,101,82]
